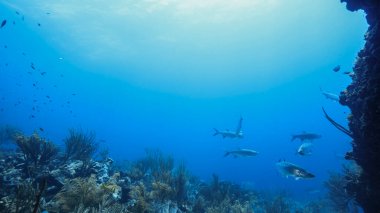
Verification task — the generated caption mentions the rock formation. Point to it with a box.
[340,1,380,212]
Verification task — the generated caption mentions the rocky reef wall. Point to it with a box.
[340,1,380,212]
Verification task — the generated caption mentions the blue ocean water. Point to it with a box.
[0,0,367,204]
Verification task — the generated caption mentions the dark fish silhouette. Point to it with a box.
[291,132,321,142]
[31,63,36,70]
[333,65,340,72]
[1,20,6,28]
[39,127,44,131]
[41,72,46,75]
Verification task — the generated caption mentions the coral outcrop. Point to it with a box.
[340,0,380,212]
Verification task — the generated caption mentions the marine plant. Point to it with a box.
[0,180,43,213]
[48,175,114,213]
[128,181,152,213]
[14,132,59,168]
[63,128,98,162]
[324,169,355,213]
[173,161,188,204]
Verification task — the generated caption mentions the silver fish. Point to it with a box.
[214,117,243,139]
[224,149,258,157]
[276,160,315,180]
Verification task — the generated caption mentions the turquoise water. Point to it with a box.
[0,0,367,202]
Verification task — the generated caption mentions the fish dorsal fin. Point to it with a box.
[235,117,243,134]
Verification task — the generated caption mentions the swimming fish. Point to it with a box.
[291,132,321,142]
[322,91,339,101]
[297,143,313,156]
[333,65,340,72]
[224,149,258,157]
[276,160,315,180]
[1,20,6,28]
[320,87,339,101]
[213,117,243,139]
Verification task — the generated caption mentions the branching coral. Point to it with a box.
[128,181,152,213]
[324,171,353,212]
[14,132,59,167]
[173,162,188,204]
[48,175,114,213]
[63,129,98,162]
[0,181,43,213]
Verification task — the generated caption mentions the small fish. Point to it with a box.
[30,115,35,118]
[40,72,46,75]
[333,65,340,72]
[72,93,76,96]
[22,16,24,21]
[33,83,36,87]
[224,149,258,158]
[31,63,36,70]
[4,45,7,48]
[46,12,51,15]
[16,11,20,15]
[37,23,41,27]
[276,160,315,180]
[13,21,15,25]
[291,132,321,142]
[46,95,50,99]
[1,20,6,28]
[39,127,44,131]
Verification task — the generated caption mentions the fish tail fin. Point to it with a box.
[224,151,230,157]
[213,128,219,136]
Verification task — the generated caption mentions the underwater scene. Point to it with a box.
[0,1,370,212]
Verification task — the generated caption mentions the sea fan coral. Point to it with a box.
[14,132,59,167]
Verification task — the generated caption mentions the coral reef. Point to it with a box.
[339,0,380,211]
[0,128,359,212]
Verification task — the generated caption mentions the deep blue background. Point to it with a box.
[1,0,367,201]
